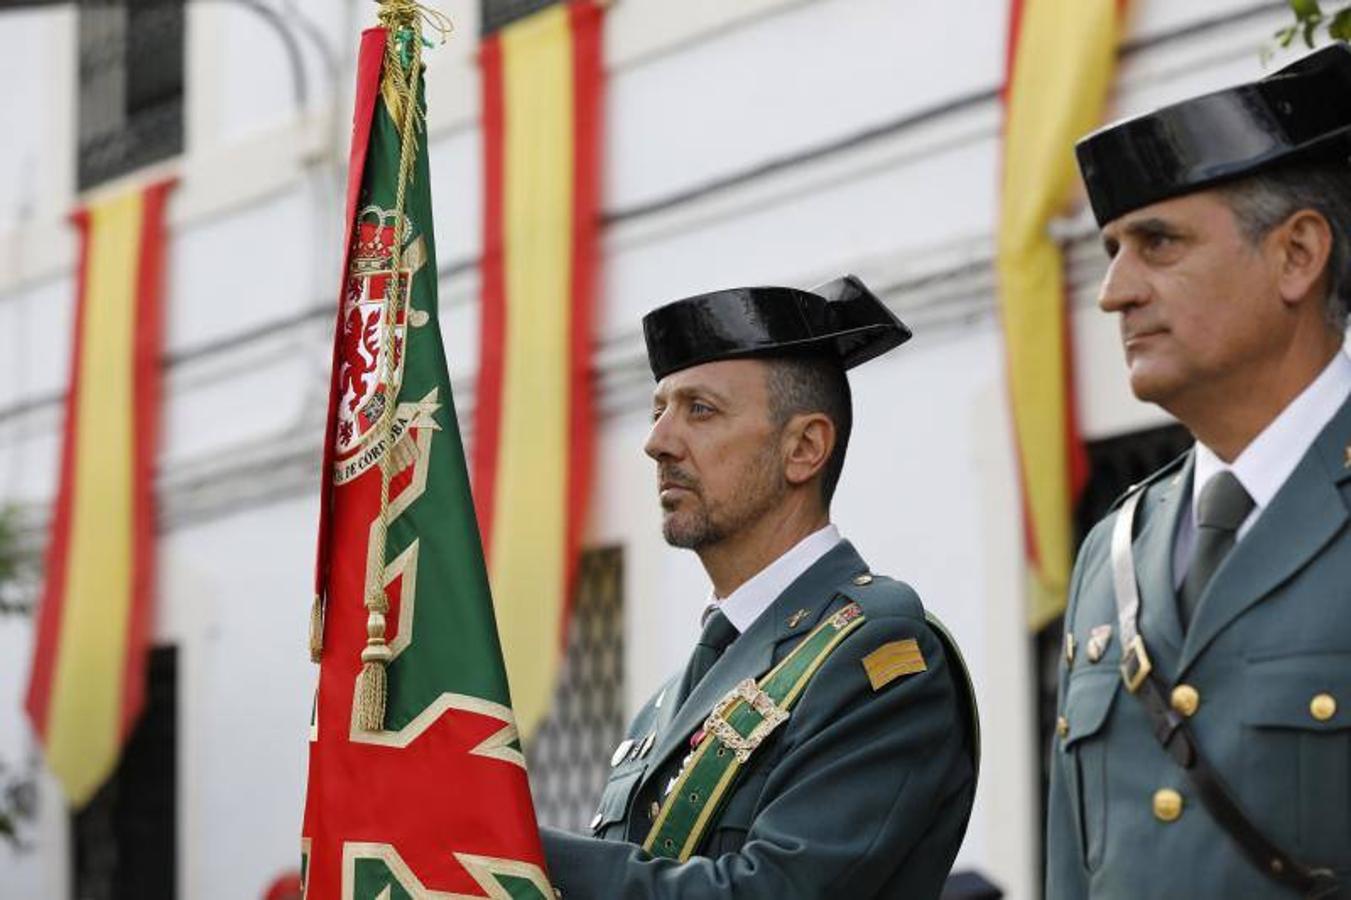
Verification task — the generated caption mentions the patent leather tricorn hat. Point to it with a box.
[642,275,912,380]
[1076,43,1351,226]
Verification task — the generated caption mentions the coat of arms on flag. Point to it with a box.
[333,207,431,485]
[300,4,553,896]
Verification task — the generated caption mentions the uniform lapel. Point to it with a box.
[1131,454,1191,671]
[637,541,868,795]
[1179,394,1351,675]
[647,673,682,748]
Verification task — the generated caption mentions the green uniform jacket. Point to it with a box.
[1047,395,1351,898]
[540,541,977,899]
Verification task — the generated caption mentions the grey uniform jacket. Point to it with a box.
[1047,394,1351,898]
[540,540,978,899]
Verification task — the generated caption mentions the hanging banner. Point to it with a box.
[474,0,604,737]
[998,0,1128,629]
[25,178,173,808]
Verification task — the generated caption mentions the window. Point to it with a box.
[71,646,177,900]
[526,547,625,831]
[77,0,185,190]
[480,0,559,35]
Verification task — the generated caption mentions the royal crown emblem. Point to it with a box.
[334,205,427,477]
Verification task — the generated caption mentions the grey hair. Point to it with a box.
[763,355,852,506]
[1218,161,1351,331]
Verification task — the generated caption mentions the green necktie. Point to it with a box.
[674,607,737,709]
[1179,470,1254,630]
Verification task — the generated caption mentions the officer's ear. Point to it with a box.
[781,412,834,490]
[1273,207,1334,312]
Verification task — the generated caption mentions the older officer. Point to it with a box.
[1047,45,1351,898]
[539,276,978,898]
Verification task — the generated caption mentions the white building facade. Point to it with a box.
[0,1,1311,897]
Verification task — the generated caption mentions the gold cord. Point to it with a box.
[352,0,443,731]
[377,1,453,45]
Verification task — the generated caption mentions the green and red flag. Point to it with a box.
[25,178,173,807]
[473,0,603,739]
[300,5,550,896]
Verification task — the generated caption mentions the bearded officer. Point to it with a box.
[1047,45,1351,898]
[538,275,978,898]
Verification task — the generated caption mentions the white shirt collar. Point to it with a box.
[1192,350,1351,537]
[710,524,843,633]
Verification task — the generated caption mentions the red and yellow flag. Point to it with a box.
[473,0,603,737]
[998,0,1127,629]
[25,179,173,806]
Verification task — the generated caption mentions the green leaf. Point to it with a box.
[1291,0,1323,20]
[1331,7,1351,39]
[1304,17,1322,46]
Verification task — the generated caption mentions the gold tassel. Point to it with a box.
[309,593,325,662]
[354,660,387,731]
[353,609,393,730]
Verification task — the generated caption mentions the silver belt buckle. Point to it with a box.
[702,678,790,764]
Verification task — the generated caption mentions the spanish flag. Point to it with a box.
[998,0,1127,630]
[473,0,603,738]
[25,179,173,807]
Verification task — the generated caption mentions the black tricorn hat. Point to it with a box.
[1076,43,1351,226]
[642,275,912,381]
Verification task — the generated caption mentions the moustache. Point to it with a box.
[659,467,700,493]
[1119,313,1167,344]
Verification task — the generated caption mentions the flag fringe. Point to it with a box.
[309,593,325,662]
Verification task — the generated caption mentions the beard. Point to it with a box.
[660,444,786,550]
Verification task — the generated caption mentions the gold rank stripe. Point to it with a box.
[862,639,927,691]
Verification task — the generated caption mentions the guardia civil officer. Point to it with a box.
[539,276,978,898]
[1047,45,1351,898]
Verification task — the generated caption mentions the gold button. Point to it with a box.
[649,800,660,820]
[1170,684,1200,718]
[853,574,873,586]
[1310,693,1337,722]
[1153,788,1183,822]
[1056,715,1069,737]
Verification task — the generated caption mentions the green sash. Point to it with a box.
[643,602,867,861]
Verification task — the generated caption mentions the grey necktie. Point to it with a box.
[674,607,737,709]
[1179,470,1255,630]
